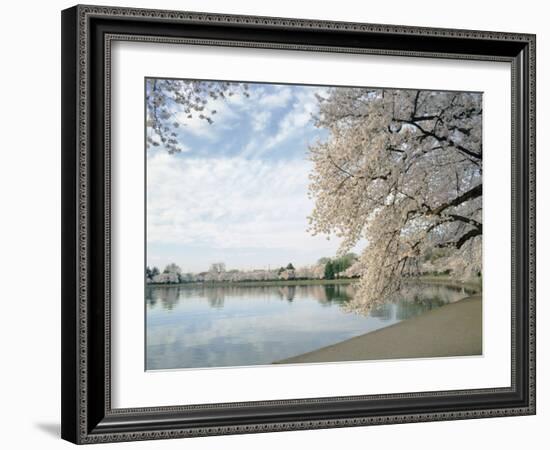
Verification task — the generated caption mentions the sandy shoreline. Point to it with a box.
[275,294,482,364]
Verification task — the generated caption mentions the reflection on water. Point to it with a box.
[146,282,476,370]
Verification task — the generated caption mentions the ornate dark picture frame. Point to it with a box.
[61,4,536,444]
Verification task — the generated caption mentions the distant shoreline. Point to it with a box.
[146,275,481,290]
[147,278,358,288]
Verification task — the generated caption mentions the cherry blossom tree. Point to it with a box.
[146,79,248,153]
[308,88,482,312]
[150,263,183,284]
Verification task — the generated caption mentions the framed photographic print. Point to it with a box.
[61,5,536,444]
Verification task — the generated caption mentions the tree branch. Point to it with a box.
[437,228,482,249]
[443,213,482,231]
[429,184,482,216]
[394,118,482,162]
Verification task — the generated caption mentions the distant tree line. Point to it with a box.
[146,256,362,285]
[318,253,358,280]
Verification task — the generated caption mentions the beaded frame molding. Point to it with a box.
[61,4,536,444]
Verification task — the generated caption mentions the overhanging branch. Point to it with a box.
[437,228,482,249]
[429,184,482,216]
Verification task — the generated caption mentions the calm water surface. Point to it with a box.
[146,282,475,370]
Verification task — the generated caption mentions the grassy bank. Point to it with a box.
[275,294,482,364]
[147,278,359,288]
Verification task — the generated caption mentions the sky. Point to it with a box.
[146,80,351,273]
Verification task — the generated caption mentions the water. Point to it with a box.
[146,282,475,370]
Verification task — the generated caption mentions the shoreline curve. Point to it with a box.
[275,294,482,364]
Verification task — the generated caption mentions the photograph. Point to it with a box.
[144,78,483,371]
[55,2,536,445]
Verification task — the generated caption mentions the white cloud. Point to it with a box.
[235,86,329,159]
[263,89,320,150]
[252,110,271,131]
[147,152,339,255]
[174,96,238,140]
[257,86,293,108]
[146,84,342,271]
